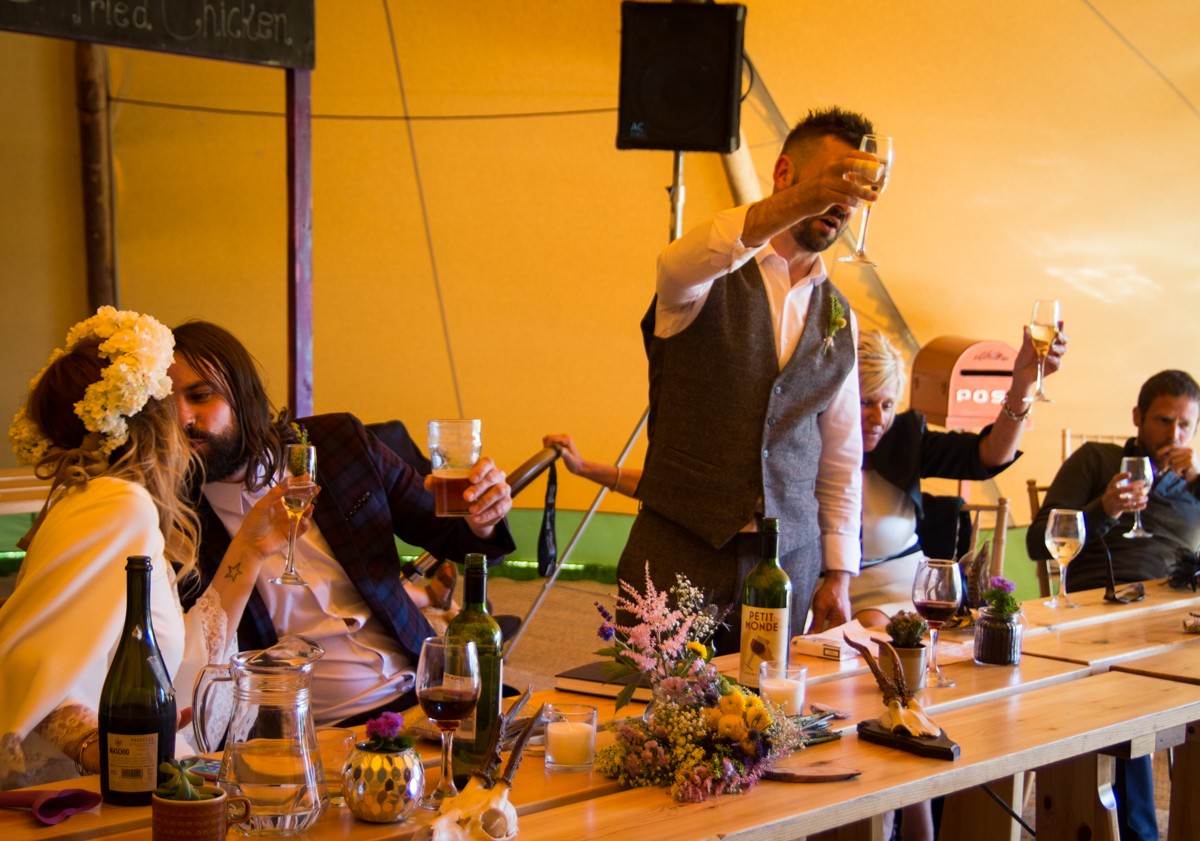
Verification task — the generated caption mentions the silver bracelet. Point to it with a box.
[1001,394,1032,422]
[611,466,622,492]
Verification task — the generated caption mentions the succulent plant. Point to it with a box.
[885,610,929,649]
[153,757,218,801]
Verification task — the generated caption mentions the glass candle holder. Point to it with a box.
[544,704,597,772]
[758,661,807,716]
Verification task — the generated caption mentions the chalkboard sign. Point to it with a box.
[1,0,314,69]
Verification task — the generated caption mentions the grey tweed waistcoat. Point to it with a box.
[636,258,855,555]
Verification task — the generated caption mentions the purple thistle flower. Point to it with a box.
[597,621,616,641]
[989,576,1016,594]
[595,601,614,623]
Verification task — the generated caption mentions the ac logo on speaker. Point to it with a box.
[629,122,647,138]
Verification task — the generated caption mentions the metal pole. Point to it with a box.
[504,408,649,658]
[668,150,685,242]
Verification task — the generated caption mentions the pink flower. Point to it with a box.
[989,576,1016,594]
[366,711,404,740]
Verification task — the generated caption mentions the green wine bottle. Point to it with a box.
[446,553,503,778]
[739,518,792,688]
[98,556,176,806]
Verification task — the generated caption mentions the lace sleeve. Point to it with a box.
[191,588,232,665]
[1,703,96,789]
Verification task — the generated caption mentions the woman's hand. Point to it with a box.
[542,434,588,475]
[1012,325,1069,394]
[233,479,318,561]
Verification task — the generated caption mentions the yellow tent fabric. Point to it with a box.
[3,0,1199,529]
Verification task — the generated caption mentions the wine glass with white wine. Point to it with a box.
[1027,300,1060,403]
[1120,456,1154,539]
[269,443,317,586]
[839,135,894,267]
[1044,509,1085,609]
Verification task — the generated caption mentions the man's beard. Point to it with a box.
[790,212,847,253]
[190,426,246,483]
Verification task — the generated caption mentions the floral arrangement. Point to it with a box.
[981,576,1021,615]
[9,307,175,464]
[592,564,835,803]
[362,711,414,753]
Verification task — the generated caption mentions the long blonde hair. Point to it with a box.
[27,340,200,583]
[857,330,908,400]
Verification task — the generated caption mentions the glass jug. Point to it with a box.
[193,636,328,835]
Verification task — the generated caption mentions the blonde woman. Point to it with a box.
[0,309,304,789]
[853,328,1067,628]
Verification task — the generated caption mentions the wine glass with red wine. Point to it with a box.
[912,559,963,688]
[416,637,480,809]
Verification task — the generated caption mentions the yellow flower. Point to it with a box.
[717,714,748,741]
[718,691,745,716]
[742,694,763,710]
[745,707,772,731]
[835,317,847,329]
[686,641,707,658]
[704,705,723,731]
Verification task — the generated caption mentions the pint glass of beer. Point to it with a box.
[428,419,482,517]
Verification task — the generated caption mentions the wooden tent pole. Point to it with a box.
[74,42,117,312]
[286,69,314,417]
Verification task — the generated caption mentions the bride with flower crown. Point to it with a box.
[0,308,309,790]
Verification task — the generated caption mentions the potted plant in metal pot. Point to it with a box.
[879,611,928,691]
[342,711,425,823]
[974,576,1025,666]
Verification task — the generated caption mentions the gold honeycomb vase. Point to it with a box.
[341,744,424,823]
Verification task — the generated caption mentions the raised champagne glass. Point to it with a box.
[839,134,894,267]
[417,637,480,810]
[1044,508,1085,609]
[269,443,316,586]
[1121,457,1154,539]
[1027,300,1060,403]
[912,559,962,688]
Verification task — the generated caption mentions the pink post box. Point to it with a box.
[910,336,1026,430]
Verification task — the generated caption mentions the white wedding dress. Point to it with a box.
[0,478,233,790]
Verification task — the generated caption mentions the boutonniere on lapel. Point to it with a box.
[822,298,847,356]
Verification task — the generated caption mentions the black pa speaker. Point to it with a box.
[617,1,746,153]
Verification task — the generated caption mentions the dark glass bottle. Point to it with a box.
[446,553,503,778]
[98,556,176,805]
[739,518,792,688]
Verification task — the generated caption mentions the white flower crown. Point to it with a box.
[8,307,176,465]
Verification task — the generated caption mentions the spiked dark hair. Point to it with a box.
[781,106,874,158]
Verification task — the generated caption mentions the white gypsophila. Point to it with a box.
[8,307,176,464]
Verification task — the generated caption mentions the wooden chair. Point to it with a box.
[962,497,1010,579]
[1027,478,1058,598]
[1062,427,1126,462]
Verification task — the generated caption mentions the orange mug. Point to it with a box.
[152,789,251,841]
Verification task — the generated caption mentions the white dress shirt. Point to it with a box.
[655,204,864,575]
[203,480,415,724]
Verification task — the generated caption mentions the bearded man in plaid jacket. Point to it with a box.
[171,321,514,726]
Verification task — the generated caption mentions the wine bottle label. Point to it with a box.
[739,606,789,688]
[457,661,502,741]
[105,732,158,793]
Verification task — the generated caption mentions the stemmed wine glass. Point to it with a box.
[269,443,317,586]
[1121,457,1154,539]
[1027,300,1060,403]
[839,134,894,267]
[417,637,480,810]
[1044,509,1085,609]
[912,559,963,688]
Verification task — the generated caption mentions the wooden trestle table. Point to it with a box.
[7,582,1200,841]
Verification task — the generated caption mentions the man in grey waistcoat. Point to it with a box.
[619,108,879,653]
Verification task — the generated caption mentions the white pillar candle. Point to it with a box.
[760,677,805,715]
[545,721,595,767]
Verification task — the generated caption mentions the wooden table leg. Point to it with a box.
[1168,722,1200,841]
[1036,754,1120,841]
[940,773,1025,841]
[807,814,884,841]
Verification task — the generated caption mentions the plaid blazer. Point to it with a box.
[186,413,515,662]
